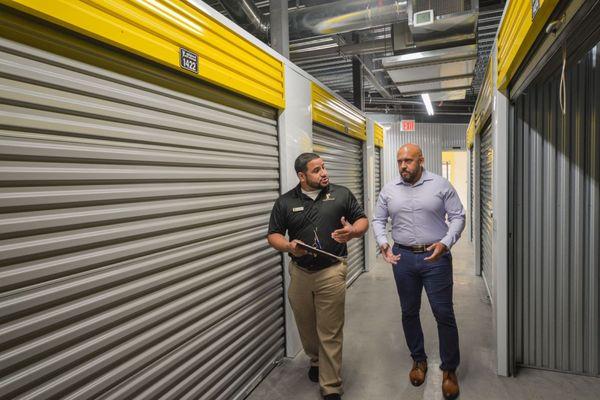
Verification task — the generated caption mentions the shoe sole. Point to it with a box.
[443,391,459,400]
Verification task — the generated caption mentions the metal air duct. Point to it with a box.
[407,0,478,47]
[289,0,409,40]
[381,44,477,96]
[219,0,270,42]
[217,1,408,44]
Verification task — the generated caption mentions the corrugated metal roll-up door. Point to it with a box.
[479,123,494,293]
[510,41,600,376]
[0,35,284,399]
[469,148,474,242]
[312,124,365,285]
[374,146,382,255]
[375,146,382,199]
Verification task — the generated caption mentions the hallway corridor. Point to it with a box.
[247,239,600,400]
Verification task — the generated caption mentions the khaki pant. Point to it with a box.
[288,260,347,395]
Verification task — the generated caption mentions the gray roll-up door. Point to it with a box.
[0,35,284,400]
[510,41,599,376]
[469,148,474,242]
[480,123,493,293]
[374,146,382,255]
[312,124,365,286]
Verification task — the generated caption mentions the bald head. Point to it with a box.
[397,143,423,159]
[397,143,424,184]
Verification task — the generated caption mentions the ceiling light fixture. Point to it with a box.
[421,93,434,115]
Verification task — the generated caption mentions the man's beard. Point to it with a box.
[307,177,327,190]
[401,169,419,183]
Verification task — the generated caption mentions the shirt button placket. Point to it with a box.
[410,187,416,244]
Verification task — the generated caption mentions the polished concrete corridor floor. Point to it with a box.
[247,238,600,400]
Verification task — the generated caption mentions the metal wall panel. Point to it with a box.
[313,124,365,285]
[374,146,382,255]
[480,123,494,296]
[382,123,467,184]
[375,146,382,200]
[0,37,284,399]
[510,42,599,376]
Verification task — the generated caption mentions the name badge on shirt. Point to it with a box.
[292,207,304,212]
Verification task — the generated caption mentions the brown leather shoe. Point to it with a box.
[442,370,460,399]
[409,360,427,386]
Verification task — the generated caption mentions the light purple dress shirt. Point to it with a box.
[372,169,466,249]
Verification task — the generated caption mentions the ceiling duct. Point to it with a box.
[408,0,478,47]
[428,89,467,101]
[392,0,478,52]
[382,44,477,96]
[219,0,269,41]
[219,0,409,43]
[382,0,478,99]
[289,0,408,40]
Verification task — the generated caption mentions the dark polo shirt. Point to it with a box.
[268,183,366,271]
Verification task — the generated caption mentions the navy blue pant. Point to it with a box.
[392,244,460,371]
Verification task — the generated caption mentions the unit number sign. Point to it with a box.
[180,48,199,74]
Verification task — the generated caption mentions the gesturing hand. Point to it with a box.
[331,217,355,243]
[288,240,308,257]
[423,242,448,262]
[381,244,401,265]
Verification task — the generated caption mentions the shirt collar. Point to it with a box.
[397,169,433,187]
[294,183,331,199]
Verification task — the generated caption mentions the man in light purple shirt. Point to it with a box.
[372,143,465,400]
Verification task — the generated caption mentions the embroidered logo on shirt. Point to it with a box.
[323,193,335,201]
[292,207,304,212]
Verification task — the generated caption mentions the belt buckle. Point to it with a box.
[413,245,428,253]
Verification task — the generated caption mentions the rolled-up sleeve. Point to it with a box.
[372,188,390,247]
[439,184,465,249]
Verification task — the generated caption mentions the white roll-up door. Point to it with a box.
[312,124,365,285]
[480,124,494,292]
[0,36,284,400]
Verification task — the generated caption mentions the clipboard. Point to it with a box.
[296,242,347,262]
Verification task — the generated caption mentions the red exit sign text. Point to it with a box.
[401,120,415,131]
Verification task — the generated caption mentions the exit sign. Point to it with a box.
[401,120,415,131]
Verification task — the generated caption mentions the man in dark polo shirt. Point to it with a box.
[267,152,368,400]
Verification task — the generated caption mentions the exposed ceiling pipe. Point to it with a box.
[219,0,270,42]
[357,56,393,99]
[291,39,391,62]
[366,97,422,105]
[219,0,408,43]
[289,0,408,40]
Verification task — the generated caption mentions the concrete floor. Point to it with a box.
[247,238,600,400]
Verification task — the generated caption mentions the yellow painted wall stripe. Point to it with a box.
[1,0,285,109]
[497,0,559,91]
[466,118,476,149]
[468,51,495,148]
[312,83,366,141]
[374,123,384,148]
